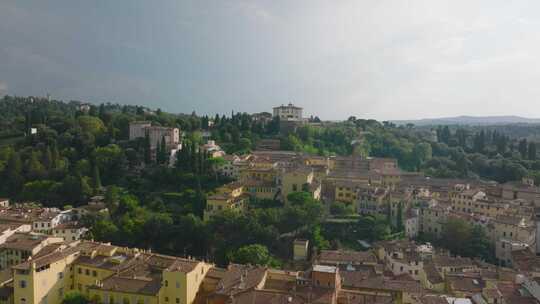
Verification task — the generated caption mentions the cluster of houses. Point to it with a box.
[3,230,540,304]
[1,104,536,303]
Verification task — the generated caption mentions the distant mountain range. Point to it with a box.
[392,115,540,126]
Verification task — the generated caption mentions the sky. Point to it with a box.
[1,1,540,120]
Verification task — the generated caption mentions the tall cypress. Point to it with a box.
[91,160,102,194]
[160,135,167,165]
[528,142,537,160]
[144,132,152,164]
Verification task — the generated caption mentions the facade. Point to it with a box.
[0,233,63,270]
[293,239,309,261]
[200,140,225,158]
[204,182,249,220]
[281,167,320,202]
[128,121,151,140]
[272,103,303,121]
[12,241,212,304]
[52,222,88,242]
[128,122,180,149]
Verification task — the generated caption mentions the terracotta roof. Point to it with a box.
[352,275,424,293]
[95,275,161,296]
[215,265,267,296]
[447,275,484,294]
[318,250,377,265]
[419,295,450,304]
[424,263,444,284]
[0,233,50,251]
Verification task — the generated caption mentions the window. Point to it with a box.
[58,272,64,279]
[78,268,82,274]
[165,297,169,302]
[85,269,90,275]
[164,280,168,287]
[19,280,27,288]
[176,299,180,304]
[176,282,180,288]
[92,270,97,277]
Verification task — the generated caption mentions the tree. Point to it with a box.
[238,138,252,152]
[357,215,391,242]
[144,132,152,164]
[473,131,486,153]
[229,244,277,266]
[77,116,105,135]
[396,202,404,232]
[528,142,537,160]
[412,143,432,170]
[62,291,89,304]
[91,160,102,194]
[104,185,121,215]
[42,146,53,170]
[519,139,528,159]
[24,151,46,180]
[160,135,167,164]
[3,152,24,196]
[330,202,354,216]
[440,218,472,255]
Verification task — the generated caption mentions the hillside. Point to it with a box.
[392,115,540,126]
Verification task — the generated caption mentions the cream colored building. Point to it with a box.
[293,239,309,261]
[0,233,63,270]
[204,182,249,220]
[272,103,303,121]
[12,241,213,304]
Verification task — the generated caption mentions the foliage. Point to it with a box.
[62,291,89,304]
[228,244,279,267]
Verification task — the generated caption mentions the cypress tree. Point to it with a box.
[144,132,152,164]
[160,135,167,165]
[528,142,537,160]
[396,203,404,232]
[51,141,60,169]
[4,152,23,196]
[42,146,53,170]
[190,141,197,173]
[91,159,102,194]
[519,139,528,159]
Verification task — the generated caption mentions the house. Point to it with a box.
[293,239,309,261]
[0,233,63,270]
[272,103,303,121]
[12,241,213,304]
[204,182,249,220]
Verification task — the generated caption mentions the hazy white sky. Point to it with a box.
[1,1,540,120]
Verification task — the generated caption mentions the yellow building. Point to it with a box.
[281,166,320,203]
[293,239,309,261]
[243,180,278,201]
[204,182,250,220]
[0,233,63,271]
[239,167,277,183]
[450,188,486,213]
[470,199,509,217]
[12,241,213,304]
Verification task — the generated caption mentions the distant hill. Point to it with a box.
[392,115,540,126]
